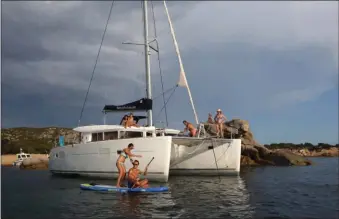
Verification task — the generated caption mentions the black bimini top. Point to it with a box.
[103,98,152,112]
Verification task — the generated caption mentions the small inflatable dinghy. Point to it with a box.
[80,183,169,193]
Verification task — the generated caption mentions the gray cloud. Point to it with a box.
[1,1,338,129]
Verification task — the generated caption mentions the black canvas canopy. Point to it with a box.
[103,98,152,112]
[132,115,147,123]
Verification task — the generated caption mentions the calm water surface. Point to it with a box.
[1,157,338,219]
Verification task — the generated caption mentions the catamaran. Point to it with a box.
[49,0,242,182]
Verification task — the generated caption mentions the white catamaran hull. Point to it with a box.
[49,136,172,182]
[170,138,241,175]
[49,136,241,182]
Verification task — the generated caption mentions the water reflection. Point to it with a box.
[65,176,254,218]
[116,194,143,217]
[2,167,254,219]
[3,158,338,219]
[113,189,178,218]
[159,176,255,219]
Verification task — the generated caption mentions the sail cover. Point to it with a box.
[177,70,188,87]
[103,98,152,112]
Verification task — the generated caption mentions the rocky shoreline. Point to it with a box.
[270,147,338,158]
[203,119,338,166]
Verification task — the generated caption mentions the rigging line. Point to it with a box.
[150,0,168,127]
[77,1,115,127]
[211,138,221,181]
[155,85,177,122]
[152,84,177,100]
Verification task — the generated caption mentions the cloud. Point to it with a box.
[169,1,338,51]
[158,1,338,112]
[1,1,338,130]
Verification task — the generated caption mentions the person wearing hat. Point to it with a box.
[214,109,227,138]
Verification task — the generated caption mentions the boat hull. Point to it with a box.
[49,137,242,182]
[12,161,22,167]
[170,138,241,176]
[49,136,172,182]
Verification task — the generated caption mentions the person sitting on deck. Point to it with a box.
[127,160,149,188]
[125,113,140,128]
[120,115,128,127]
[183,120,197,137]
[207,113,214,124]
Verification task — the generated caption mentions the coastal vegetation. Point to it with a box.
[1,127,75,154]
[265,142,338,149]
[1,125,338,166]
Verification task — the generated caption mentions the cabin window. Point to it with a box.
[92,133,103,142]
[104,131,118,140]
[121,131,143,139]
[27,154,31,158]
[98,133,103,141]
[146,132,155,137]
[92,133,98,142]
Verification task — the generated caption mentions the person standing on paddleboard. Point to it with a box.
[116,143,142,188]
[127,159,150,188]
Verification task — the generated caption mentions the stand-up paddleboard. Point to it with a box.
[80,183,169,193]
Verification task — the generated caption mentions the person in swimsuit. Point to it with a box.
[116,143,142,187]
[127,160,149,188]
[207,113,214,124]
[120,115,128,127]
[183,120,197,137]
[125,113,140,128]
[214,109,227,138]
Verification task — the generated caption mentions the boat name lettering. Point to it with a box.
[117,106,136,109]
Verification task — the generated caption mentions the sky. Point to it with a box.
[1,1,338,144]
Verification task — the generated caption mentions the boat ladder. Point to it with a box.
[197,123,206,138]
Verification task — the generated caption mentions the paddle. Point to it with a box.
[146,157,155,167]
[131,157,154,189]
[142,157,154,177]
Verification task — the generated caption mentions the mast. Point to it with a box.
[143,0,153,126]
[163,0,199,125]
